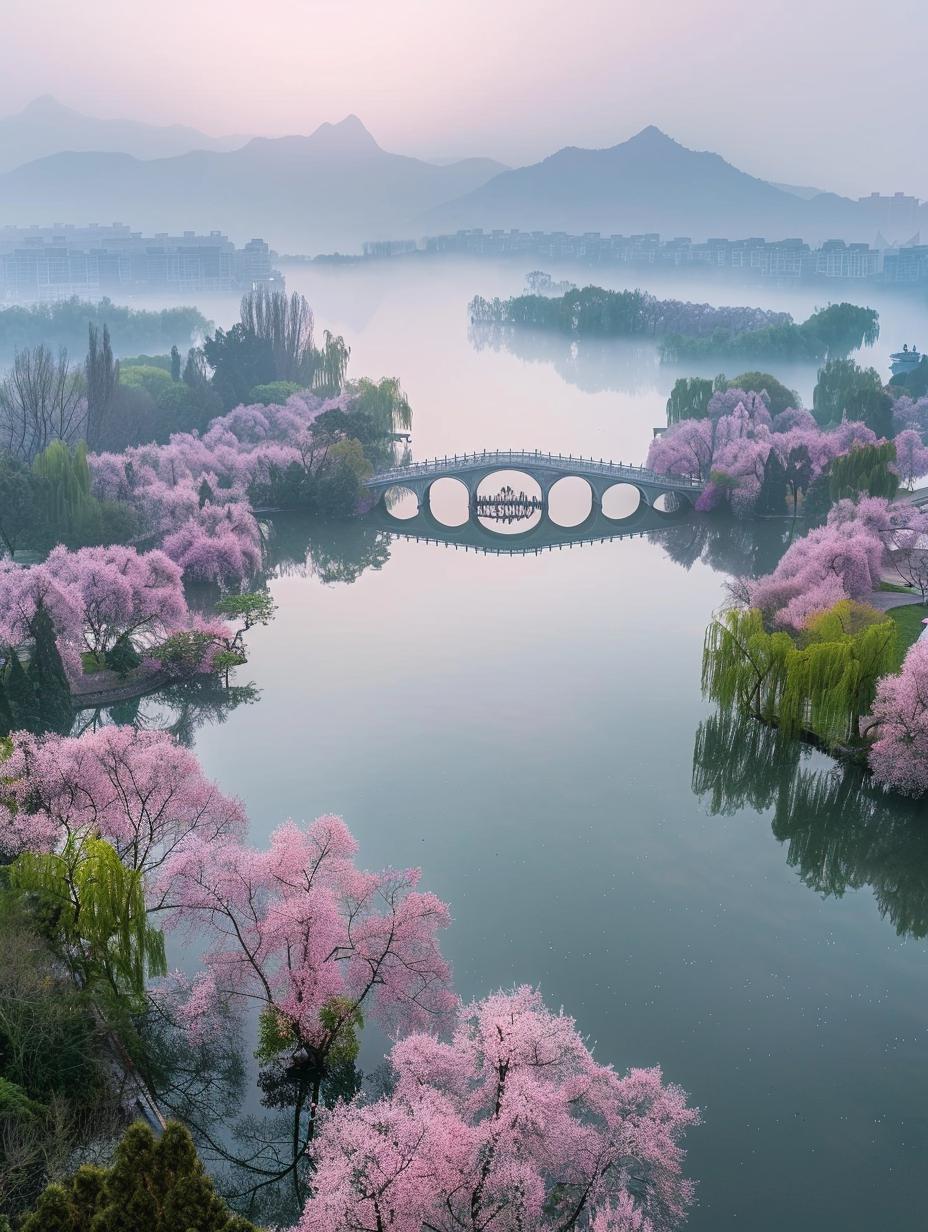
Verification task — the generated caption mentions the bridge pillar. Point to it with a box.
[463,474,481,516]
[537,476,555,516]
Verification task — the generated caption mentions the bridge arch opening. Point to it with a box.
[547,476,594,527]
[601,482,643,521]
[651,491,691,516]
[382,485,420,520]
[476,470,543,535]
[426,476,469,527]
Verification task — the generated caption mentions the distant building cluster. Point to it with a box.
[363,229,928,286]
[0,224,284,302]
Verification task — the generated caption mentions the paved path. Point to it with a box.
[865,587,926,612]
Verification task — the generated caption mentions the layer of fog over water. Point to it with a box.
[139,261,927,1230]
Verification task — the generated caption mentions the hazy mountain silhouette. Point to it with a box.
[424,126,912,243]
[0,114,507,252]
[0,95,249,171]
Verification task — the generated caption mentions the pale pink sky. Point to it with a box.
[3,0,925,196]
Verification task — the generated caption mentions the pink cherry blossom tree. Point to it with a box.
[647,419,712,481]
[161,502,263,583]
[0,726,245,889]
[893,429,928,490]
[160,814,454,1198]
[300,986,699,1232]
[865,640,928,795]
[748,502,889,629]
[0,557,86,682]
[43,543,188,658]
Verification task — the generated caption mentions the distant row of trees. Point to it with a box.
[0,297,208,359]
[470,285,790,339]
[470,286,879,364]
[659,302,880,363]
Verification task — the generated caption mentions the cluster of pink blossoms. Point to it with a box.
[0,543,231,682]
[648,387,928,516]
[89,390,350,583]
[745,497,928,631]
[0,725,245,878]
[733,494,928,795]
[865,640,928,795]
[302,985,699,1232]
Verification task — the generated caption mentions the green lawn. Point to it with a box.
[887,603,928,668]
[879,580,916,594]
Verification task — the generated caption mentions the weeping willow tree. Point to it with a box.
[828,441,899,502]
[347,376,412,436]
[702,600,897,749]
[701,607,796,725]
[32,439,103,544]
[312,330,351,396]
[791,601,898,742]
[9,836,166,1005]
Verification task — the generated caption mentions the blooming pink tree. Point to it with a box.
[0,726,245,889]
[300,986,699,1232]
[44,543,188,658]
[160,813,454,1189]
[748,503,889,629]
[161,502,263,583]
[866,640,928,795]
[647,419,712,481]
[893,429,928,490]
[0,557,85,681]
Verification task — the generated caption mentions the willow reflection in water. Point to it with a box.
[693,711,928,938]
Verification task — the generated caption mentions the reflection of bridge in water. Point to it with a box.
[365,450,702,514]
[368,497,691,555]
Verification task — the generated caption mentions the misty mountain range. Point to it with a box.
[0,95,250,170]
[0,98,922,254]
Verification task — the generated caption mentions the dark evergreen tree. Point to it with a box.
[27,601,72,734]
[803,468,833,525]
[0,672,13,735]
[18,1184,75,1232]
[170,345,182,382]
[755,448,787,515]
[21,1122,257,1232]
[104,635,141,679]
[6,647,37,730]
[783,444,813,515]
[85,323,119,451]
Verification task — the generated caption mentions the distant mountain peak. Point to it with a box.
[20,94,73,117]
[630,124,673,142]
[306,114,380,154]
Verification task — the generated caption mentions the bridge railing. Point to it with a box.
[366,449,702,488]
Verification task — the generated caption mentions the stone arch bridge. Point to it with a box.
[364,450,702,513]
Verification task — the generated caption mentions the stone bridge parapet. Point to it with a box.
[365,450,702,513]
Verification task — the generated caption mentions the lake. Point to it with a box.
[175,260,928,1231]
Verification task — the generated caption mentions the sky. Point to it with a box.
[2,0,925,198]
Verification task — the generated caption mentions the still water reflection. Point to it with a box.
[149,260,928,1230]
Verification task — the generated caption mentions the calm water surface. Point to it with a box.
[181,261,928,1231]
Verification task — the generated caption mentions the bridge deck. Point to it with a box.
[365,450,701,491]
